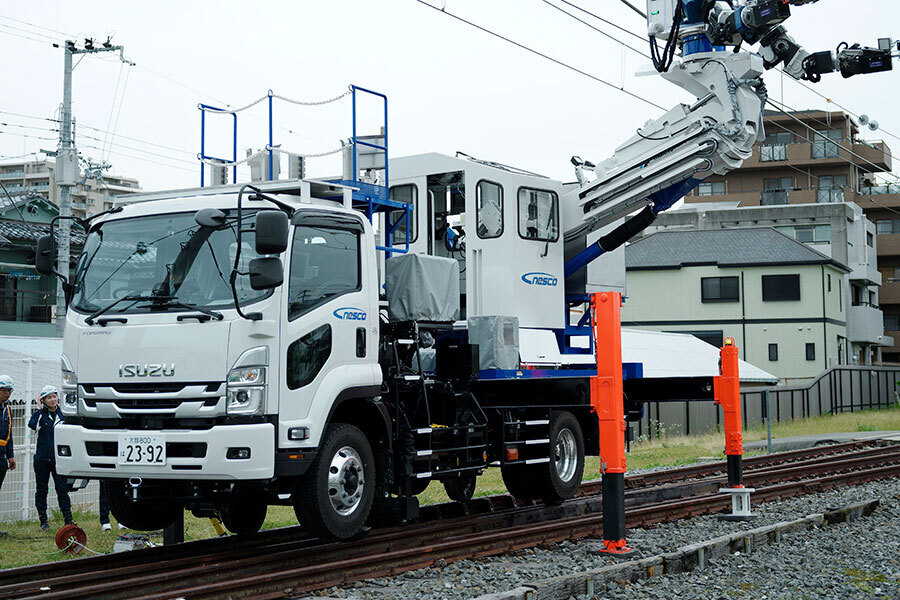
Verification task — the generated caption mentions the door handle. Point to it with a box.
[356,327,366,358]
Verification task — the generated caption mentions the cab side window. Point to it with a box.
[288,225,360,321]
[517,187,558,242]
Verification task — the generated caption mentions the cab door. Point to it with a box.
[278,211,380,451]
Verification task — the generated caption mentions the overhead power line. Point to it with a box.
[413,0,665,111]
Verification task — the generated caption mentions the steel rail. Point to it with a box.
[3,441,898,600]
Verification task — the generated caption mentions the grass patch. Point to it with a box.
[3,405,899,569]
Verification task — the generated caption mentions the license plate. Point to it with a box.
[117,434,166,466]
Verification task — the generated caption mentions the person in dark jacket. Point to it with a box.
[0,375,16,537]
[28,385,73,531]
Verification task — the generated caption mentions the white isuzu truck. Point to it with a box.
[36,0,882,539]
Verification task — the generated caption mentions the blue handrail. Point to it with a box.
[198,104,237,186]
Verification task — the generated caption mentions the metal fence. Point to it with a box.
[632,366,900,441]
[0,358,101,523]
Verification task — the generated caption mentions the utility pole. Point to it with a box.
[54,38,133,336]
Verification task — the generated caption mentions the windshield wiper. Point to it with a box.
[142,299,224,321]
[84,294,173,326]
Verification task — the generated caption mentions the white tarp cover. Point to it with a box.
[468,315,520,371]
[519,328,777,383]
[385,253,460,322]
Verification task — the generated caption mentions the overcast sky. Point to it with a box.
[1,0,898,192]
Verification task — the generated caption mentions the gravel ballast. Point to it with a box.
[300,476,900,599]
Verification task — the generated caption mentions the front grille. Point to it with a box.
[86,441,207,458]
[83,397,220,409]
[82,382,221,394]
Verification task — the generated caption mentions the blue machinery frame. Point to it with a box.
[197,85,412,257]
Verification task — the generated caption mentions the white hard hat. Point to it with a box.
[39,385,58,399]
[0,375,13,390]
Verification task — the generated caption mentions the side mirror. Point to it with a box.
[255,211,289,255]
[35,235,54,276]
[248,257,284,290]
[195,208,227,228]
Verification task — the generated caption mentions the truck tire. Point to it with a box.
[443,473,476,503]
[294,423,375,540]
[219,501,267,535]
[542,411,585,504]
[501,464,540,501]
[501,411,584,504]
[105,480,183,531]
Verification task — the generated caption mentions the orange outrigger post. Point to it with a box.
[588,291,633,555]
[588,295,752,553]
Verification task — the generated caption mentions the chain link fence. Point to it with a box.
[0,358,101,523]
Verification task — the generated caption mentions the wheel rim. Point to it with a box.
[327,445,365,516]
[554,428,578,482]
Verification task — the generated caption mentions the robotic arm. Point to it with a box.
[561,0,896,278]
[703,0,896,81]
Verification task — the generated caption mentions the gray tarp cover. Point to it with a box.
[386,253,460,322]
[468,315,520,371]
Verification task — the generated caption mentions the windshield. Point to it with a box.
[71,210,271,314]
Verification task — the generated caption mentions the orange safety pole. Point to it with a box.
[714,337,743,486]
[588,291,632,555]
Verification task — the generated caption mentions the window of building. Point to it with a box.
[812,129,842,159]
[885,314,900,330]
[518,188,559,242]
[817,175,847,203]
[760,132,791,162]
[476,180,503,239]
[389,184,417,244]
[701,276,740,302]
[670,330,725,348]
[762,177,792,205]
[827,273,832,292]
[775,224,832,244]
[768,343,779,361]
[762,274,801,301]
[806,342,815,361]
[697,181,726,196]
[288,225,361,321]
[867,231,874,247]
[878,219,900,235]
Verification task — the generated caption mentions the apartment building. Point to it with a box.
[0,157,140,219]
[681,109,898,361]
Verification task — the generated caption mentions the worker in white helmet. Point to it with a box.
[29,385,73,531]
[0,375,15,538]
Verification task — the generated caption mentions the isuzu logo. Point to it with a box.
[119,364,176,377]
[521,272,558,287]
[333,307,367,321]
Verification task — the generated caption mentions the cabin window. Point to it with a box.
[288,226,361,321]
[517,187,558,242]
[389,184,417,245]
[476,180,504,239]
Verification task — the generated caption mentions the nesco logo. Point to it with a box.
[521,272,558,287]
[333,307,367,321]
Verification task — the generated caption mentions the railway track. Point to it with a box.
[2,439,898,600]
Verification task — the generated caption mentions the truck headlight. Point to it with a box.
[61,369,78,416]
[62,369,77,387]
[226,367,266,415]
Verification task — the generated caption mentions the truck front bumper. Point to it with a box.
[55,423,275,480]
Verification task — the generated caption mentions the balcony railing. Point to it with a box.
[861,184,900,195]
[816,188,845,203]
[0,171,24,179]
[760,190,789,205]
[0,289,55,323]
[760,144,787,162]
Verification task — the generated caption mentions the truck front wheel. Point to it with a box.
[105,480,183,531]
[219,501,267,535]
[293,423,375,539]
